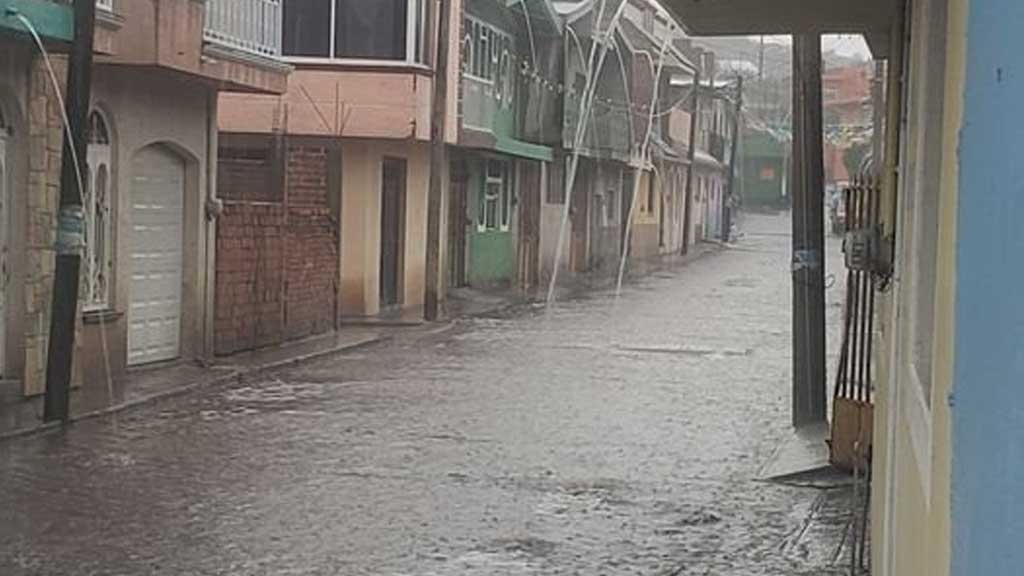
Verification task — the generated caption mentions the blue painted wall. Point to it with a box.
[954,1,1024,573]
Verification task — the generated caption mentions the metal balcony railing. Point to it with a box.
[203,0,282,59]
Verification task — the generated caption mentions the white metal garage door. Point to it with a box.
[128,145,184,366]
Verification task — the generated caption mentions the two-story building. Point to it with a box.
[616,2,695,260]
[555,0,634,276]
[0,0,288,413]
[446,0,562,291]
[686,56,736,243]
[216,0,462,353]
[555,0,696,277]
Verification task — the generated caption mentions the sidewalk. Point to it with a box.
[445,240,725,318]
[0,240,725,441]
[0,327,386,440]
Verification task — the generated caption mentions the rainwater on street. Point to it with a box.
[0,213,854,575]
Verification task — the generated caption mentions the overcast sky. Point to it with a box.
[763,34,872,60]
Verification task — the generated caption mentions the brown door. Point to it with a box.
[448,159,468,288]
[380,158,406,310]
[569,165,590,273]
[659,181,667,248]
[620,170,633,257]
[517,161,541,290]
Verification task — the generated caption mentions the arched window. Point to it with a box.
[83,109,113,310]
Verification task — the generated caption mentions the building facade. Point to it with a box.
[0,0,288,412]
[217,0,462,352]
[740,125,788,209]
[447,0,562,291]
[555,0,699,283]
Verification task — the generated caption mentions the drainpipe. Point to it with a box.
[202,90,223,361]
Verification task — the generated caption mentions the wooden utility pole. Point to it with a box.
[43,0,96,422]
[790,34,827,427]
[681,71,701,255]
[424,0,452,321]
[722,74,742,243]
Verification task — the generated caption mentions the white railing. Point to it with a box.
[96,0,113,11]
[203,0,282,59]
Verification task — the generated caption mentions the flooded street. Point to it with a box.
[0,213,851,575]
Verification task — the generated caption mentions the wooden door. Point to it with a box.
[380,158,406,310]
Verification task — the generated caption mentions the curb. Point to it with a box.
[0,334,391,442]
[2,243,730,442]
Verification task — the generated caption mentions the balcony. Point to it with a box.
[203,0,281,59]
[88,0,287,94]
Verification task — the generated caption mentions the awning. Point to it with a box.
[662,0,899,58]
[1,0,74,44]
[495,135,554,162]
[461,128,555,163]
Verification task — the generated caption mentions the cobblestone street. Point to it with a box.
[0,213,855,575]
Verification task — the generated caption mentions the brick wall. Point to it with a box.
[219,156,279,203]
[214,139,338,355]
[283,206,337,340]
[214,203,285,354]
[286,145,328,206]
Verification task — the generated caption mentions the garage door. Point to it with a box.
[128,145,184,366]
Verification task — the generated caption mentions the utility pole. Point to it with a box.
[681,70,701,255]
[790,34,827,427]
[43,0,96,422]
[722,74,742,243]
[424,0,452,321]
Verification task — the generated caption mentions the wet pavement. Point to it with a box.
[0,212,855,575]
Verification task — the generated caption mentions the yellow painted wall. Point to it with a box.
[338,140,430,317]
[872,1,965,574]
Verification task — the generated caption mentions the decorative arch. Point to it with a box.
[83,107,114,310]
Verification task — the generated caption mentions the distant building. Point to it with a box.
[741,126,788,209]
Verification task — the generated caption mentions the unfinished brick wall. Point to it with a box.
[215,139,338,355]
[283,145,336,341]
[214,204,285,354]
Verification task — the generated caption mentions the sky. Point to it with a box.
[764,34,872,60]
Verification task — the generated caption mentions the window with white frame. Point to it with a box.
[462,17,514,108]
[478,159,512,232]
[83,110,113,311]
[282,0,431,64]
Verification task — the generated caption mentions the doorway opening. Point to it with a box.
[380,157,407,311]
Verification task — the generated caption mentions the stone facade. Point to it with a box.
[23,55,66,397]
